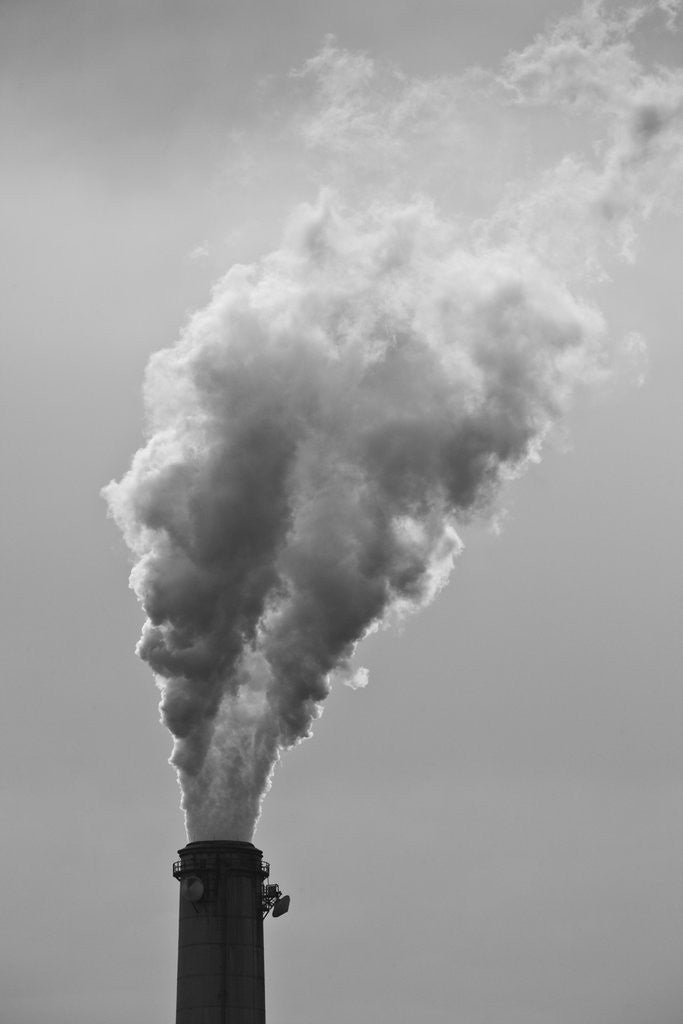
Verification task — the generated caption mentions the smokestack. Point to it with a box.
[173,840,288,1023]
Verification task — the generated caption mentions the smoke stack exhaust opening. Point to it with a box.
[173,840,288,1024]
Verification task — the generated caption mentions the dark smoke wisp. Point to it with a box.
[104,1,682,840]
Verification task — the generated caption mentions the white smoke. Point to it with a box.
[104,1,682,840]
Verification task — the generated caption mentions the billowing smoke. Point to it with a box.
[104,1,682,840]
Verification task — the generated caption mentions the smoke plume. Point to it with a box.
[104,1,682,840]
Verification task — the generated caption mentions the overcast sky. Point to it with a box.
[1,2,681,1023]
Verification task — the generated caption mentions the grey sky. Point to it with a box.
[1,2,681,1023]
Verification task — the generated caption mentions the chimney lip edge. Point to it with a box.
[177,839,263,857]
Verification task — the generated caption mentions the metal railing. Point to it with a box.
[173,855,271,880]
